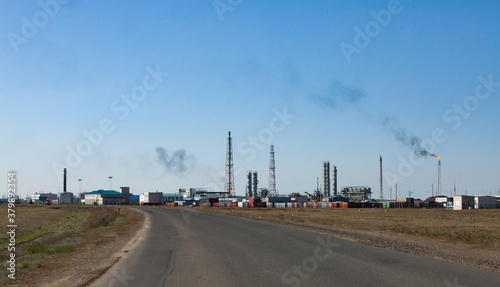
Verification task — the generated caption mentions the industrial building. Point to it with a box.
[176,188,209,199]
[340,186,372,201]
[140,191,163,206]
[31,192,58,203]
[57,168,73,204]
[84,187,130,205]
[453,195,499,210]
[474,196,499,209]
[453,195,475,210]
[58,192,74,204]
[85,190,126,205]
[129,195,140,205]
[163,193,184,203]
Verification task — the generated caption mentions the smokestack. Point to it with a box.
[253,171,258,198]
[332,165,337,196]
[379,155,383,200]
[63,168,67,193]
[438,159,442,195]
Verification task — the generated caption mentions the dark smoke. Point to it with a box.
[311,80,365,109]
[155,147,194,175]
[383,116,435,158]
[391,127,436,157]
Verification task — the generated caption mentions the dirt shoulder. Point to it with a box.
[187,207,500,274]
[4,206,146,287]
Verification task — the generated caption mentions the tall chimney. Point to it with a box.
[379,155,383,200]
[63,168,67,192]
[332,165,337,196]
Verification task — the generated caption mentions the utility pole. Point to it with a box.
[395,184,398,208]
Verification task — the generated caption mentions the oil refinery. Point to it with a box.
[18,131,499,211]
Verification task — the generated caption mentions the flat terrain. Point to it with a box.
[0,205,144,286]
[191,207,500,273]
[95,207,500,287]
[192,208,500,250]
[3,205,499,286]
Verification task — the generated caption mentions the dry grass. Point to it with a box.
[192,207,500,251]
[0,205,122,285]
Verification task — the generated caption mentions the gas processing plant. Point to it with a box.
[25,131,499,211]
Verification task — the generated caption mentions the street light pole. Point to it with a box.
[108,176,113,190]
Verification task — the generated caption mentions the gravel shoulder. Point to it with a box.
[9,207,146,287]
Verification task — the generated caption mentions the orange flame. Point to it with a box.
[435,155,440,159]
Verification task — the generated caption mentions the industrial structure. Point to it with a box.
[253,171,258,198]
[437,157,442,195]
[340,186,372,201]
[140,191,163,206]
[18,133,499,211]
[246,171,253,198]
[58,168,74,204]
[379,155,383,200]
[84,186,130,205]
[30,192,58,203]
[332,165,337,196]
[176,188,209,199]
[246,172,257,198]
[84,190,126,205]
[225,131,235,196]
[268,145,276,196]
[323,161,330,197]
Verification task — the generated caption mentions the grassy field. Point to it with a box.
[0,204,126,285]
[192,207,500,251]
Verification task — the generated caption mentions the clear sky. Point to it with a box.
[1,0,499,200]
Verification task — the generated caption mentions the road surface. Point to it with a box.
[92,208,500,287]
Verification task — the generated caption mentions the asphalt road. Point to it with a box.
[92,208,500,287]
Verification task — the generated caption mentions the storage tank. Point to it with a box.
[58,192,73,204]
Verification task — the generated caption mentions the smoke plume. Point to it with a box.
[391,127,436,157]
[382,117,435,157]
[155,147,194,175]
[311,80,365,109]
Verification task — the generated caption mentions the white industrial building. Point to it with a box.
[176,188,208,199]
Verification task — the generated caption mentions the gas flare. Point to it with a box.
[435,155,440,159]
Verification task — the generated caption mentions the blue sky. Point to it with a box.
[1,0,499,199]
